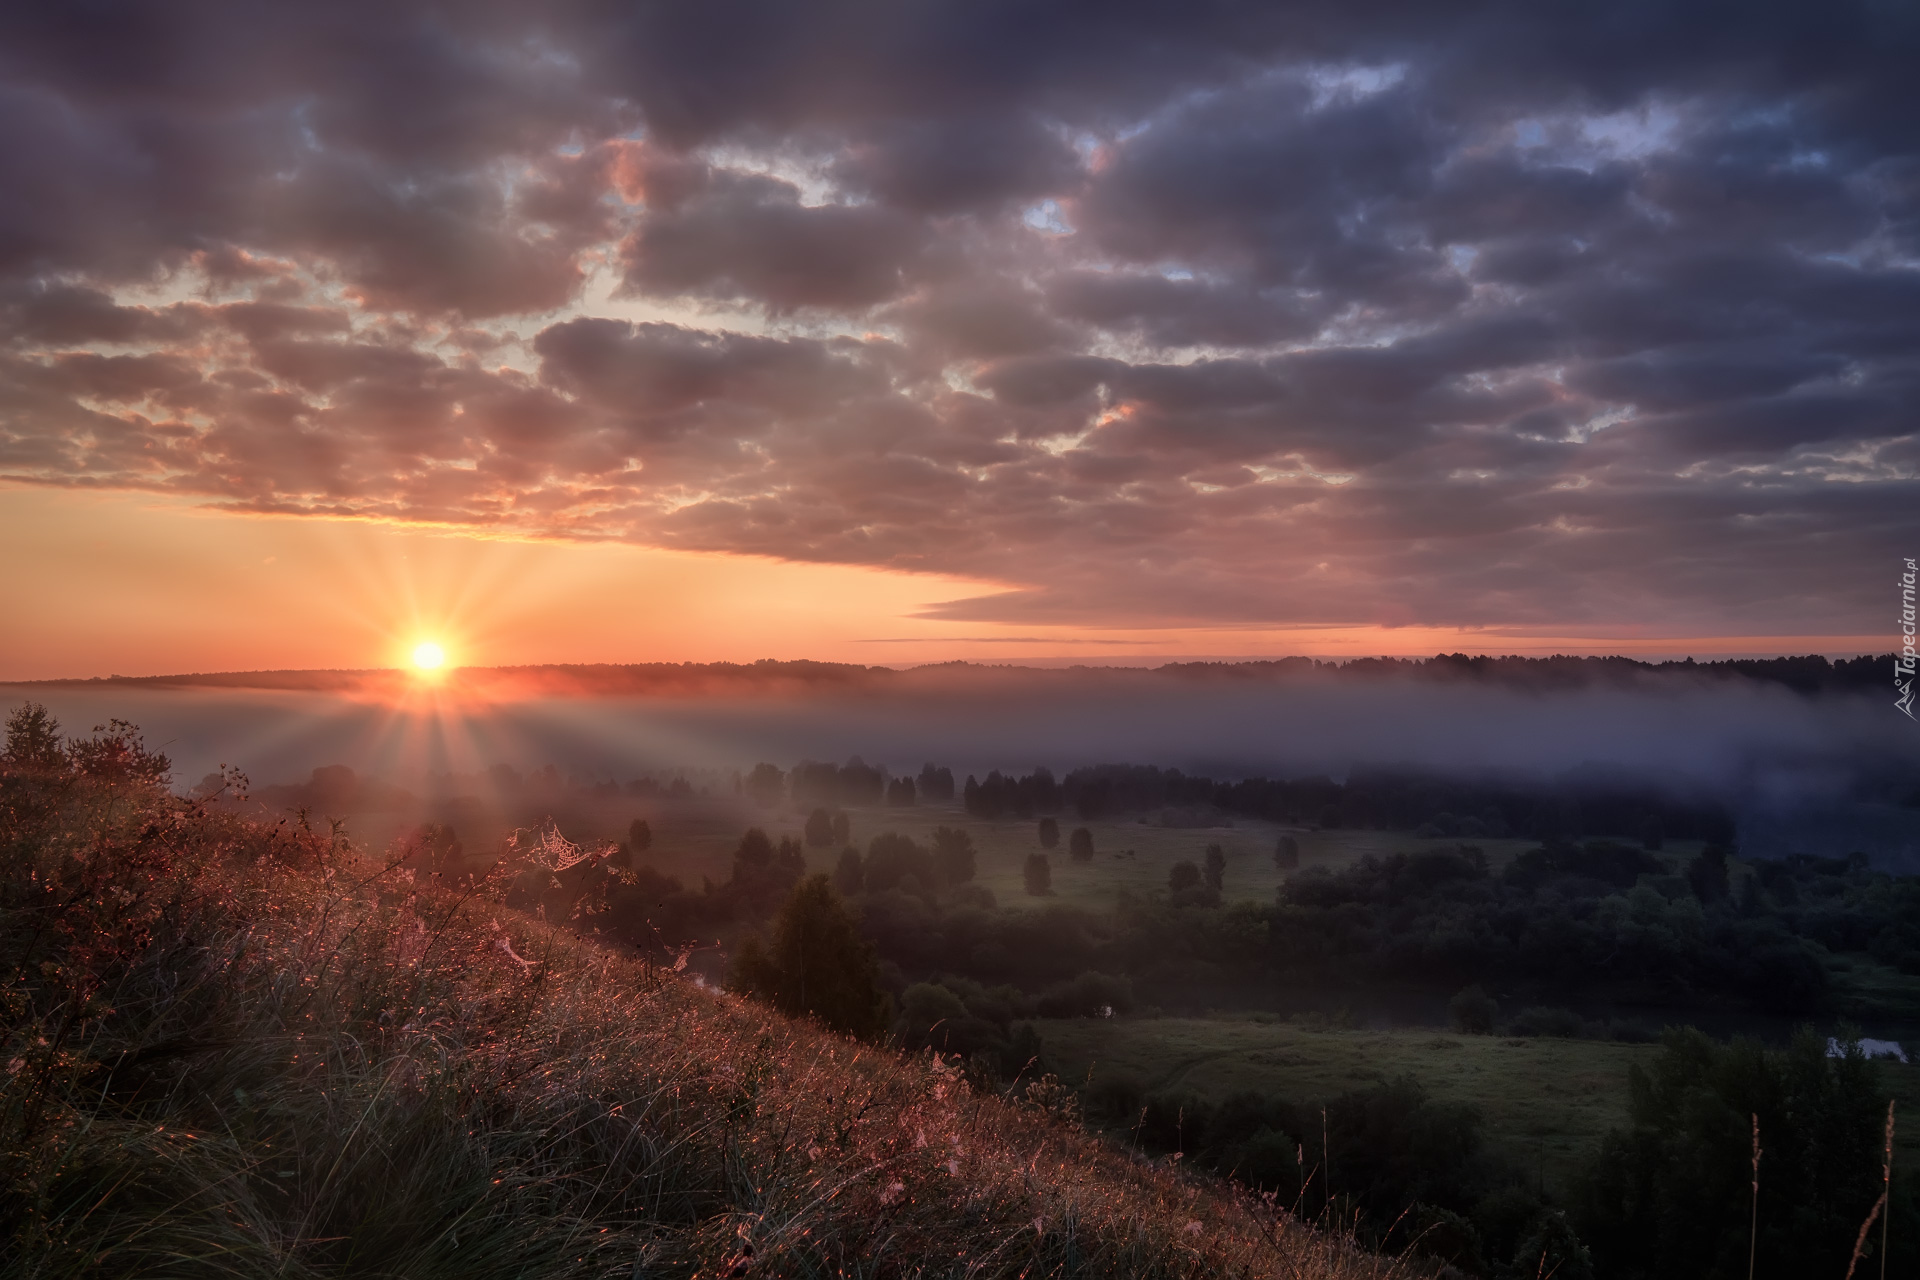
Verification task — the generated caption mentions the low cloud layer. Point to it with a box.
[0,1,1915,634]
[13,666,1914,810]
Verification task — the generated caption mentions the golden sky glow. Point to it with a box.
[0,9,1908,671]
[0,485,1881,681]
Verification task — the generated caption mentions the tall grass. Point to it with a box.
[1,737,1418,1278]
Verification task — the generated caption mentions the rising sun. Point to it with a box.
[412,641,446,670]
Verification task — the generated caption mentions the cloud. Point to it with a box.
[0,0,1914,638]
[619,163,926,311]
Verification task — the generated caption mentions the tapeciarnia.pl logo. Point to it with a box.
[1900,557,1917,720]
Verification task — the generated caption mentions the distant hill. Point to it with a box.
[6,650,1896,698]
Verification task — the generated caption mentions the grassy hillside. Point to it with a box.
[1,724,1410,1278]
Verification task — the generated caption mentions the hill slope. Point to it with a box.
[0,719,1400,1278]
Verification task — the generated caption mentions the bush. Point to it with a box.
[1168,861,1201,893]
[628,817,652,854]
[1448,984,1498,1034]
[1023,853,1052,896]
[1505,1006,1586,1038]
[1085,1069,1146,1120]
[2,702,66,772]
[1510,1211,1592,1280]
[1034,970,1133,1018]
[1203,844,1225,893]
[1069,827,1094,862]
[1038,817,1059,849]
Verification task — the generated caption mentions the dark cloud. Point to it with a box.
[1049,272,1324,349]
[835,113,1081,214]
[619,164,925,311]
[0,0,1913,639]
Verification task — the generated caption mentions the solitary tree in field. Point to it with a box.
[628,818,652,855]
[1038,817,1059,849]
[728,875,888,1039]
[1023,853,1052,896]
[1274,835,1300,870]
[1168,860,1202,893]
[1069,827,1095,863]
[1204,844,1226,893]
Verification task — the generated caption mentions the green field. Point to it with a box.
[1035,1015,1920,1193]
[1036,1016,1660,1192]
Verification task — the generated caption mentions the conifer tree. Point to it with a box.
[728,875,888,1040]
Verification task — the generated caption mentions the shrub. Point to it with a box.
[627,817,652,854]
[1168,860,1202,893]
[1038,817,1060,849]
[1035,970,1133,1018]
[1023,853,1052,896]
[1506,1006,1585,1038]
[1069,827,1094,862]
[1203,844,1225,893]
[1085,1069,1146,1120]
[1448,984,1497,1034]
[2,701,65,772]
[1510,1212,1592,1280]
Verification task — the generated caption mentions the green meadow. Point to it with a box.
[1035,1016,1662,1193]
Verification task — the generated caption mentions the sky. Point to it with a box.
[0,1,1914,678]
